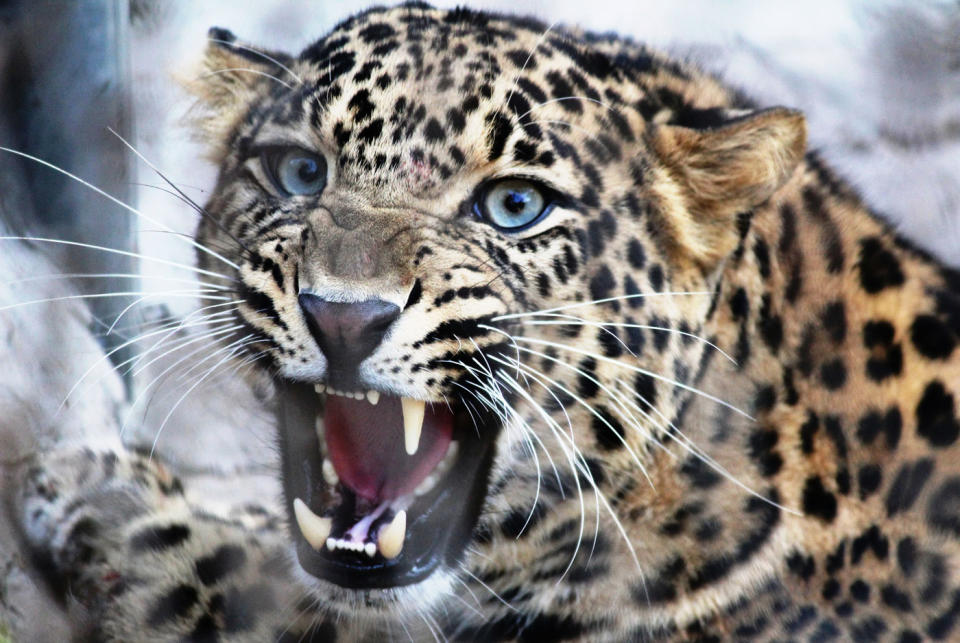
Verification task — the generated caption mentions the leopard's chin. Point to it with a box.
[274,380,498,589]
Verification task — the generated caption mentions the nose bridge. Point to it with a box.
[304,207,413,295]
[331,229,380,280]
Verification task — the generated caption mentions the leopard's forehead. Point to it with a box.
[240,5,720,204]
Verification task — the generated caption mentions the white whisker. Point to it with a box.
[0,290,231,315]
[0,236,235,282]
[148,334,257,458]
[512,335,753,420]
[0,147,242,271]
[459,565,519,613]
[514,313,736,364]
[2,272,229,291]
[492,290,712,320]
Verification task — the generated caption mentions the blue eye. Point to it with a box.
[476,179,550,231]
[264,148,327,196]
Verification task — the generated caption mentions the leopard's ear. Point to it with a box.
[182,28,294,158]
[650,107,806,268]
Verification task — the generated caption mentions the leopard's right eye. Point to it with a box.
[261,148,328,197]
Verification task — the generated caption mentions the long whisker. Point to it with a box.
[493,366,593,577]
[491,363,638,578]
[104,291,235,336]
[0,236,235,282]
[148,334,257,458]
[121,324,248,439]
[2,272,230,291]
[492,290,712,320]
[512,335,753,420]
[114,301,240,345]
[515,313,736,364]
[0,147,242,272]
[491,350,652,482]
[500,19,559,120]
[89,306,234,342]
[452,342,597,577]
[464,353,551,510]
[458,565,520,613]
[509,341,798,515]
[56,307,239,412]
[0,289,231,315]
[119,319,240,378]
[110,127,254,257]
[124,305,244,376]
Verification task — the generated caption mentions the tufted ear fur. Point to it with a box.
[182,28,294,158]
[650,107,807,269]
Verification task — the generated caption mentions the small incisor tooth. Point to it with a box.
[401,397,425,455]
[377,510,406,559]
[293,498,332,551]
[366,390,380,405]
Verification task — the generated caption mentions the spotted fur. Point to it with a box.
[19,5,960,641]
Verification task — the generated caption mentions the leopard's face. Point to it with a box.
[191,5,804,615]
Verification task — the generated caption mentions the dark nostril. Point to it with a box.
[297,293,401,370]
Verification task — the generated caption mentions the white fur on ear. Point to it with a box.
[649,107,807,268]
[181,28,294,159]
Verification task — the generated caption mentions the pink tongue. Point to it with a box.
[324,395,453,501]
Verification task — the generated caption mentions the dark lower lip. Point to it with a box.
[274,380,498,589]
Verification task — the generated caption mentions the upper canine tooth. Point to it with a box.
[293,498,332,551]
[366,390,380,405]
[377,510,406,559]
[322,459,339,486]
[401,398,425,455]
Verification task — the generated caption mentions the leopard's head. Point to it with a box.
[188,4,804,616]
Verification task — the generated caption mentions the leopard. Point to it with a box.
[14,3,960,641]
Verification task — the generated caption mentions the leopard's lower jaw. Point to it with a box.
[274,380,499,590]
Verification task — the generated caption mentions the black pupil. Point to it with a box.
[502,191,529,214]
[296,157,320,182]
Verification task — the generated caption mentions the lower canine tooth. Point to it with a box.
[293,498,331,551]
[401,398,425,456]
[378,510,406,559]
[415,474,437,496]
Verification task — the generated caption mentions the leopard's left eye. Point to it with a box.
[261,147,328,197]
[475,179,552,231]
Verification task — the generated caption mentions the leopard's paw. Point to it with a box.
[19,447,185,592]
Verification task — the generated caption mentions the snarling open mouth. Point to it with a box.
[275,380,498,588]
